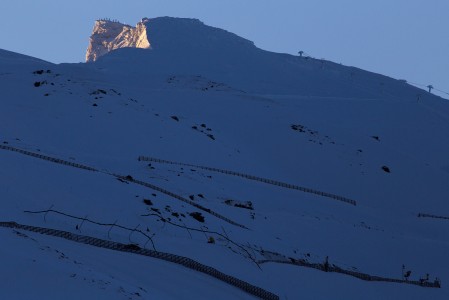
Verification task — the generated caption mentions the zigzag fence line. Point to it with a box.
[138,156,357,206]
[0,144,245,228]
[258,259,441,289]
[0,144,97,172]
[418,213,449,221]
[0,222,279,300]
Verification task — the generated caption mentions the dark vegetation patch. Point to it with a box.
[33,69,51,75]
[224,199,254,210]
[34,81,47,87]
[189,212,205,223]
[166,75,233,92]
[143,199,153,206]
[381,166,391,173]
[89,89,107,95]
[291,124,306,133]
[192,123,216,140]
[291,124,335,145]
[201,80,230,92]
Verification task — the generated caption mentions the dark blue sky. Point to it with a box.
[1,0,447,97]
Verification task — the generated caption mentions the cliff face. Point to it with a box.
[85,19,150,62]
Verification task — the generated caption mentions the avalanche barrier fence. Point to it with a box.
[138,155,357,206]
[0,221,279,300]
[0,144,246,228]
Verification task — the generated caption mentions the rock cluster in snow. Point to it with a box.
[85,18,150,62]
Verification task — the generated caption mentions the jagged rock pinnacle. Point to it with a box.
[85,18,150,62]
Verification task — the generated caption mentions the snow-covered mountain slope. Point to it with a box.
[92,17,435,101]
[0,49,52,71]
[1,16,449,300]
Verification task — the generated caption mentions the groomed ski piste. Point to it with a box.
[1,17,449,299]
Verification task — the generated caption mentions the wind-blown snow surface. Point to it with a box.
[1,17,449,299]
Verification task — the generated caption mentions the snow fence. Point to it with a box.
[138,156,357,206]
[0,222,279,300]
[0,144,246,228]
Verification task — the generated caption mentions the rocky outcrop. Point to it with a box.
[85,18,150,62]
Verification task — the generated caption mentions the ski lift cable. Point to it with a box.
[404,81,449,98]
[296,52,448,96]
[408,81,449,95]
[434,87,449,95]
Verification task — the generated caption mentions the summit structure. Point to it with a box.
[85,18,151,62]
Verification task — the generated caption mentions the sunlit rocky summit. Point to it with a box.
[86,18,151,62]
